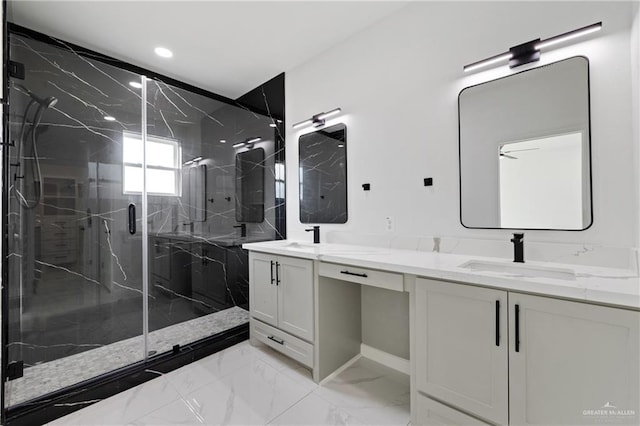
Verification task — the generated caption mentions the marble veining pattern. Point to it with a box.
[6,28,283,408]
[49,341,411,426]
[7,307,249,407]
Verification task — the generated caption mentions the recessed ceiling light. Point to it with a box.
[269,123,277,128]
[154,47,173,58]
[220,139,226,143]
[129,81,142,89]
[104,116,116,121]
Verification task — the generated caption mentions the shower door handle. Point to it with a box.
[128,204,136,235]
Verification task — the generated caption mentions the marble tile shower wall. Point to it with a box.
[5,30,282,406]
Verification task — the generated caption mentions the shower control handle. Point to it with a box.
[128,204,136,235]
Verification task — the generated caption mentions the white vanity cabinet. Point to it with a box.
[414,278,640,426]
[508,293,639,425]
[249,252,314,364]
[415,278,508,425]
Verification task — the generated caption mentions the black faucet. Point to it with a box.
[511,233,524,263]
[305,226,320,244]
[233,223,247,238]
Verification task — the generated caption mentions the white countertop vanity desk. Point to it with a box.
[243,240,640,425]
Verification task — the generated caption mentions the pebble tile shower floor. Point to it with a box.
[7,307,250,406]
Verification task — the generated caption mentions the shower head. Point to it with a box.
[15,84,58,108]
[39,96,58,109]
[30,93,58,109]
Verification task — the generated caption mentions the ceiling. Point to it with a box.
[8,1,409,99]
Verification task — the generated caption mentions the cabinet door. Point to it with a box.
[277,256,314,341]
[249,252,278,327]
[415,278,508,425]
[509,293,640,425]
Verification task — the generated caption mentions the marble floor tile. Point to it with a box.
[129,397,207,425]
[314,358,411,426]
[177,358,314,425]
[49,375,181,425]
[50,342,410,426]
[252,344,317,393]
[269,392,364,426]
[165,340,259,396]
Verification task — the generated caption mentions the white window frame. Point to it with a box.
[122,132,182,196]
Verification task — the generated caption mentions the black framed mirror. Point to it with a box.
[458,56,592,230]
[235,148,265,223]
[299,123,347,224]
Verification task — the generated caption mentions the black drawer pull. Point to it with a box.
[515,304,520,352]
[267,335,284,345]
[495,300,500,346]
[128,204,136,235]
[340,270,368,278]
[275,261,280,285]
[270,260,275,284]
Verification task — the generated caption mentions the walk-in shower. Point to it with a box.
[3,26,285,421]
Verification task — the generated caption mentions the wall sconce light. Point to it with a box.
[183,156,203,166]
[232,137,261,149]
[292,108,342,129]
[463,22,602,73]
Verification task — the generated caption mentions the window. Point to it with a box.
[123,132,181,196]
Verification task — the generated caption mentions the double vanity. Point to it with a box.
[243,239,639,425]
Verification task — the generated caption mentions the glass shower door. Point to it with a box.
[5,33,146,406]
[143,78,277,356]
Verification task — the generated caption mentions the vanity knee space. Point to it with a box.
[248,249,410,383]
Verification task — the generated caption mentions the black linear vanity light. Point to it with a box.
[292,108,342,129]
[232,137,261,149]
[463,22,602,73]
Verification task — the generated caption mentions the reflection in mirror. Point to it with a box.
[299,124,347,224]
[187,164,206,222]
[459,56,591,230]
[235,148,265,223]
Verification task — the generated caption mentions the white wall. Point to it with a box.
[286,1,637,249]
[633,2,640,251]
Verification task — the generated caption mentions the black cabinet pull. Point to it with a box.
[275,261,280,285]
[128,204,136,235]
[268,335,284,345]
[340,270,368,278]
[495,300,500,346]
[270,260,275,284]
[515,304,520,352]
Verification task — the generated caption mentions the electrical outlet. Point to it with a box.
[385,216,393,232]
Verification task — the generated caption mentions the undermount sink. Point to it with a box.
[459,260,576,281]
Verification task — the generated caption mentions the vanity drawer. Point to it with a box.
[319,262,403,292]
[250,318,313,368]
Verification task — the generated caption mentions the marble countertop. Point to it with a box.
[242,240,640,310]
